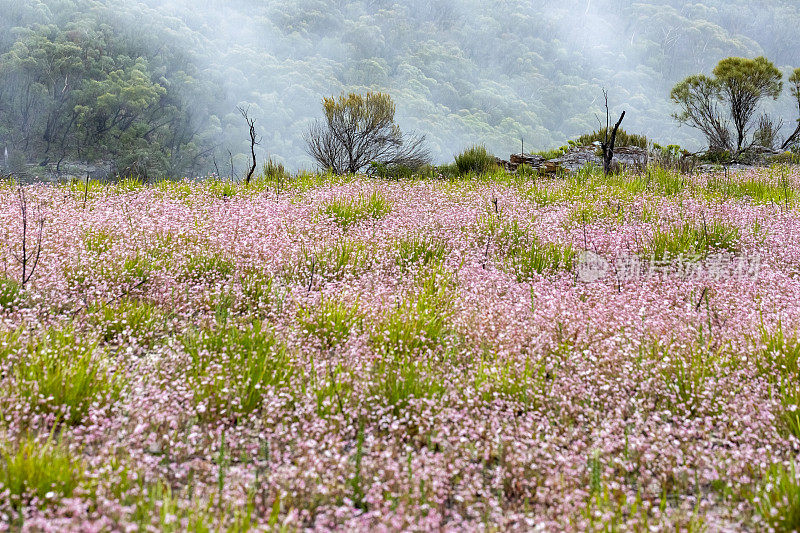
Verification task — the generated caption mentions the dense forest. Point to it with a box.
[2,0,800,178]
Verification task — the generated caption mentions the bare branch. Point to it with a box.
[238,106,261,185]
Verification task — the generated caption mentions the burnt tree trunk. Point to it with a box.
[238,106,260,185]
[600,90,625,176]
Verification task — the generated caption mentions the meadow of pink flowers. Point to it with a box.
[0,167,798,531]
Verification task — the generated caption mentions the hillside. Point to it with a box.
[2,0,800,177]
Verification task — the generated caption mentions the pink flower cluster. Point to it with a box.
[0,168,798,531]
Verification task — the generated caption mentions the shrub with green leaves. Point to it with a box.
[575,128,648,149]
[454,145,498,176]
[371,162,414,180]
[534,145,571,160]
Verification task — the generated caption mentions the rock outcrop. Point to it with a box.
[498,144,649,176]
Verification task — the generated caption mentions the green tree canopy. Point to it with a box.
[671,56,787,152]
[712,56,783,151]
[306,92,430,174]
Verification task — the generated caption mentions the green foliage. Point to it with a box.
[488,219,577,280]
[116,176,146,193]
[659,342,723,416]
[473,357,550,408]
[206,178,240,198]
[4,0,800,176]
[12,326,125,425]
[127,479,258,532]
[700,149,734,164]
[83,227,114,255]
[181,321,296,417]
[534,146,571,160]
[672,56,784,152]
[0,276,23,309]
[370,162,414,180]
[286,240,373,286]
[767,151,800,166]
[308,92,429,174]
[503,239,576,281]
[369,357,445,415]
[311,362,354,418]
[239,269,283,314]
[713,56,783,101]
[575,128,648,149]
[706,173,796,204]
[641,166,688,196]
[0,434,84,510]
[320,190,391,229]
[454,145,498,176]
[394,234,450,271]
[296,298,363,349]
[0,20,221,179]
[770,331,800,440]
[755,324,800,439]
[78,253,153,287]
[87,298,164,346]
[371,266,454,357]
[179,252,235,283]
[641,220,740,260]
[752,462,800,531]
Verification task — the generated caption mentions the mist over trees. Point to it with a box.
[2,0,800,178]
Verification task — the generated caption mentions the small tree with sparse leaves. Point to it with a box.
[305,92,430,175]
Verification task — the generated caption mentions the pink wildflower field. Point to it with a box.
[1,166,799,531]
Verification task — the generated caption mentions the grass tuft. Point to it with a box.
[454,145,499,176]
[297,297,363,349]
[752,462,800,531]
[320,190,391,229]
[0,434,84,510]
[394,234,450,271]
[182,321,297,418]
[640,220,739,260]
[12,326,125,425]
